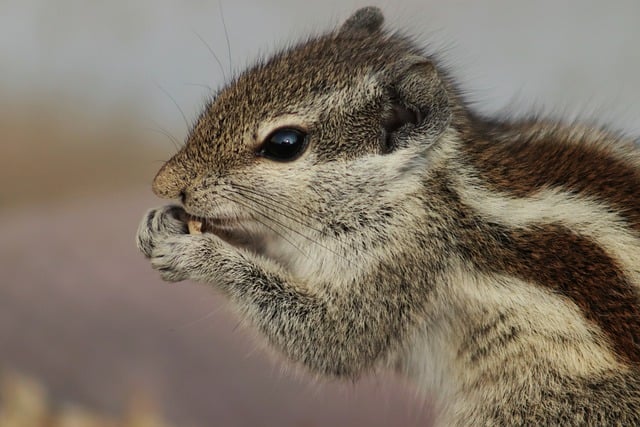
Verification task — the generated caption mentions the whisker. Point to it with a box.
[206,188,375,274]
[193,30,227,82]
[155,82,191,133]
[228,185,368,265]
[218,193,311,258]
[143,126,181,152]
[219,191,407,287]
[232,187,325,234]
[178,306,223,328]
[184,82,214,91]
[224,192,352,263]
[232,320,242,332]
[231,183,328,225]
[227,193,321,245]
[218,0,233,77]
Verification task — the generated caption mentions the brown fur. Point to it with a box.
[461,118,640,232]
[433,170,640,365]
[137,7,640,425]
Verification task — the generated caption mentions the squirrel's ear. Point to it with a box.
[339,7,384,35]
[382,57,451,152]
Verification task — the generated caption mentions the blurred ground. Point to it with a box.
[0,373,171,427]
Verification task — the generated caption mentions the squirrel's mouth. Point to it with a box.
[185,215,248,234]
[185,214,264,251]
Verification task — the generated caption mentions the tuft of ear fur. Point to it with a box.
[339,6,384,35]
[383,57,451,152]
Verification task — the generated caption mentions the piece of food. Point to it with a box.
[187,218,203,235]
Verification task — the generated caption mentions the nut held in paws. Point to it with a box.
[187,219,203,235]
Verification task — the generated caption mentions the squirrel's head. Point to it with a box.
[152,7,456,255]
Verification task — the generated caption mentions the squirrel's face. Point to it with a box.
[152,8,453,257]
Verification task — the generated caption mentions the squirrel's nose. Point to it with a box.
[152,160,186,200]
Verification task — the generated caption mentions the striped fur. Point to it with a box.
[452,122,640,366]
[138,7,640,425]
[400,124,640,423]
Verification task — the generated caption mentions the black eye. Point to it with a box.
[258,128,308,161]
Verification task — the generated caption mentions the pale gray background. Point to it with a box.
[3,0,640,134]
[1,1,639,426]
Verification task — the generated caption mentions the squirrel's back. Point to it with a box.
[411,117,640,424]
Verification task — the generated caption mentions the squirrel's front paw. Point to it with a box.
[136,205,187,258]
[137,206,234,283]
[149,233,233,283]
[148,234,203,282]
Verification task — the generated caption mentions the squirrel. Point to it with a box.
[136,7,640,425]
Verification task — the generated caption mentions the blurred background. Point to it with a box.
[1,0,639,425]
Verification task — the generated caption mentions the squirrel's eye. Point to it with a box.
[258,128,308,161]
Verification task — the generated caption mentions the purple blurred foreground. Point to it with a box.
[0,190,434,426]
